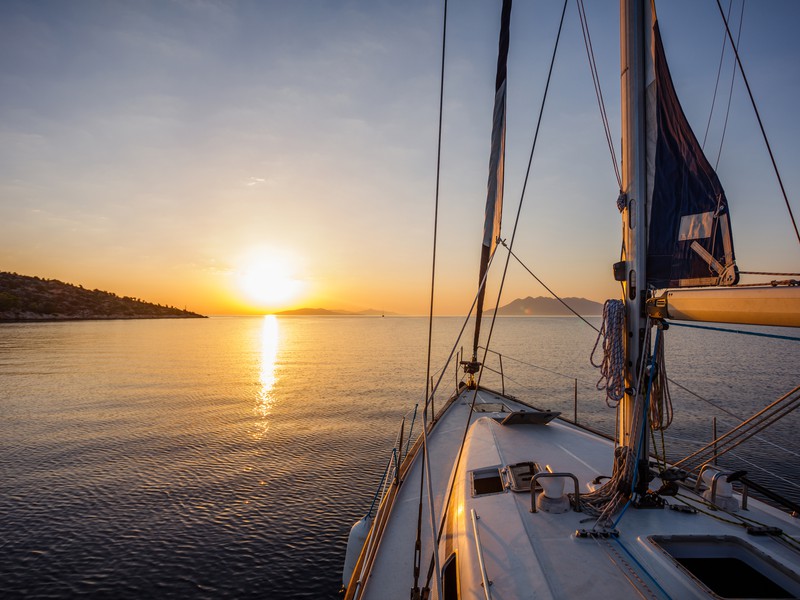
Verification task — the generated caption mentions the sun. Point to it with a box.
[237,252,304,308]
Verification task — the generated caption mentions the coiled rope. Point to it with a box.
[590,299,626,406]
[649,327,673,431]
[578,445,636,525]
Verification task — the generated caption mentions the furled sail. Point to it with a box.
[645,21,739,289]
[472,0,511,360]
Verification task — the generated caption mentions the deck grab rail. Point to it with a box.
[470,509,493,600]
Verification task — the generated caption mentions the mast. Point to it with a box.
[619,0,649,480]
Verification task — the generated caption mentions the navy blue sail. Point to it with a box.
[646,22,738,288]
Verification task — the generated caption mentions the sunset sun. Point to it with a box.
[237,252,304,308]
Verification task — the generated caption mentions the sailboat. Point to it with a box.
[342,1,800,598]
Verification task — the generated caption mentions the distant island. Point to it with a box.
[274,307,392,316]
[487,296,603,316]
[274,297,602,317]
[0,272,205,321]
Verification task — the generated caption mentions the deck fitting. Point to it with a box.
[576,528,620,539]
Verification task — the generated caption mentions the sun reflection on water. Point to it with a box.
[255,315,279,438]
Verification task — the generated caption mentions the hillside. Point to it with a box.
[487,296,603,316]
[0,272,205,321]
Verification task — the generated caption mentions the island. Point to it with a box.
[486,296,603,316]
[273,307,391,316]
[274,297,603,317]
[0,272,205,321]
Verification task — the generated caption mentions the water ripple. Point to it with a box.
[2,317,797,599]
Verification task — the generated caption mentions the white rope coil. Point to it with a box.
[591,299,626,406]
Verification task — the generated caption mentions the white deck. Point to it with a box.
[349,387,800,599]
[357,388,514,599]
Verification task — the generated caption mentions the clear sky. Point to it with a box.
[1,0,798,315]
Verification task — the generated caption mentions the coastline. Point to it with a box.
[0,313,207,323]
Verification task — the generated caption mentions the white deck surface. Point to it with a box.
[352,387,800,599]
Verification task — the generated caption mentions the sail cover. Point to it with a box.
[472,0,511,358]
[645,21,738,289]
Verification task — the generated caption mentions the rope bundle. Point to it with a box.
[649,329,673,431]
[591,299,626,406]
[577,445,636,526]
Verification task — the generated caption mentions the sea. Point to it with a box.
[2,315,799,599]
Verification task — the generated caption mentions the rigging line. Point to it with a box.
[739,271,800,276]
[732,280,800,287]
[415,1,448,593]
[715,0,746,170]
[577,0,618,186]
[632,324,658,487]
[421,254,503,576]
[418,250,499,591]
[500,239,600,333]
[679,394,800,472]
[416,400,441,599]
[673,384,800,468]
[665,427,800,462]
[478,345,592,383]
[475,0,570,398]
[426,248,499,411]
[424,0,447,422]
[666,377,780,430]
[478,362,588,401]
[702,0,734,150]
[674,494,759,529]
[665,321,800,343]
[714,0,800,247]
[692,395,800,472]
[672,497,800,548]
[687,488,800,531]
[499,0,568,267]
[471,0,512,362]
[477,366,545,395]
[576,0,621,189]
[411,448,426,595]
[423,2,570,591]
[366,453,395,519]
[667,434,800,462]
[404,404,419,457]
[613,329,660,531]
[727,425,800,461]
[726,450,800,492]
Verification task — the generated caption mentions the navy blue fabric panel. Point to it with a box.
[495,0,512,91]
[647,22,737,288]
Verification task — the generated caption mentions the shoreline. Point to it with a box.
[0,314,207,323]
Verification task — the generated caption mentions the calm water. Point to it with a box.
[1,316,798,599]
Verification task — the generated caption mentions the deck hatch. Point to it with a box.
[500,410,560,425]
[502,461,541,492]
[650,535,800,598]
[471,467,505,497]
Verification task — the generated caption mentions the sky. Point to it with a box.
[1,0,799,316]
